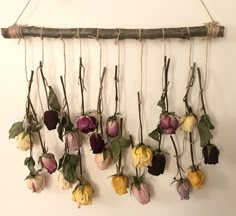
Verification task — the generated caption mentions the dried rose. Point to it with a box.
[148,152,166,176]
[57,170,72,190]
[43,110,59,130]
[202,143,220,165]
[176,179,190,200]
[131,182,150,205]
[111,174,129,195]
[65,131,81,151]
[40,153,57,174]
[94,150,112,170]
[106,116,119,138]
[89,133,105,154]
[72,182,93,208]
[132,145,153,168]
[16,132,31,151]
[180,113,197,132]
[26,174,45,193]
[187,168,205,189]
[76,115,97,134]
[160,113,179,134]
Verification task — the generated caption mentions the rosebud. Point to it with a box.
[187,168,205,189]
[76,115,97,134]
[94,150,112,170]
[180,113,197,132]
[176,179,190,200]
[202,143,220,165]
[160,113,179,134]
[65,131,81,151]
[106,116,119,138]
[43,110,59,130]
[40,153,57,174]
[89,133,105,154]
[16,132,31,151]
[111,174,129,195]
[72,182,93,208]
[148,152,166,176]
[131,182,150,205]
[132,145,153,168]
[57,170,72,190]
[26,174,45,193]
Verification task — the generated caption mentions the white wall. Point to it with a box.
[0,0,235,215]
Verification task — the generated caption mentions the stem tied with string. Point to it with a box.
[79,57,85,115]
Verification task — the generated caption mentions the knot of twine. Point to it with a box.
[205,21,220,38]
[8,24,23,38]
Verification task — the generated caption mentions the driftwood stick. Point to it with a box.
[1,24,224,39]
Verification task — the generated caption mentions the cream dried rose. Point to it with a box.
[94,150,112,170]
[26,174,45,193]
[180,114,197,132]
[16,132,31,151]
[57,171,72,190]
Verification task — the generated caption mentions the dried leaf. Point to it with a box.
[9,121,24,139]
[48,86,61,112]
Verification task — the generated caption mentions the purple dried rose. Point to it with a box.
[148,152,166,176]
[76,115,97,134]
[65,131,81,151]
[89,133,105,154]
[43,110,59,130]
[40,153,57,174]
[160,113,179,134]
[106,116,119,138]
[176,179,191,200]
[202,143,220,165]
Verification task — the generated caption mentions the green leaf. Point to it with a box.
[57,120,64,141]
[24,156,36,175]
[117,137,131,148]
[203,114,215,130]
[198,118,213,146]
[111,140,121,163]
[149,126,162,142]
[68,154,79,167]
[48,86,61,112]
[9,121,24,139]
[157,98,166,111]
[63,163,77,183]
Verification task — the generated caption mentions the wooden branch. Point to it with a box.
[1,24,224,40]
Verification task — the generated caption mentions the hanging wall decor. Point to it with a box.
[4,0,225,208]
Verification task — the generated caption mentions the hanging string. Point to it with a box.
[116,29,121,113]
[23,38,29,82]
[200,0,214,22]
[14,0,32,24]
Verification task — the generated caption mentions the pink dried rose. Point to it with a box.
[94,150,112,170]
[65,131,81,151]
[76,115,97,134]
[26,174,45,193]
[176,179,190,200]
[40,153,57,174]
[131,182,150,205]
[43,110,59,130]
[106,116,119,138]
[160,113,179,134]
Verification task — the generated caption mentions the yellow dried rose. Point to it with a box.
[72,183,93,208]
[180,114,197,132]
[132,145,153,168]
[16,132,31,151]
[111,174,129,195]
[187,168,205,189]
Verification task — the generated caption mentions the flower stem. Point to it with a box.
[189,132,197,171]
[77,148,83,177]
[39,61,49,109]
[158,134,162,151]
[26,70,34,116]
[118,118,123,171]
[60,76,70,118]
[130,135,138,177]
[114,65,119,116]
[170,135,183,179]
[164,56,170,112]
[197,67,207,115]
[29,133,33,157]
[137,92,143,144]
[79,57,85,115]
